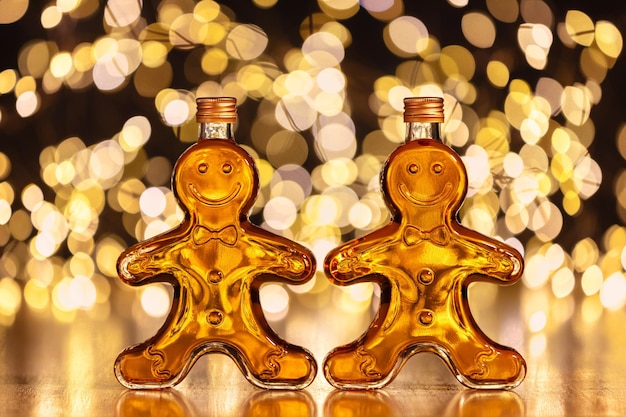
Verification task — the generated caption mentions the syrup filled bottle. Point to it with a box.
[323,97,526,389]
[114,97,317,390]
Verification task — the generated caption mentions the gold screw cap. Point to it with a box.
[403,97,444,123]
[196,97,237,123]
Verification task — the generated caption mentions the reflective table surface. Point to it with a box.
[2,285,626,417]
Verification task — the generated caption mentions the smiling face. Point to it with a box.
[173,140,257,220]
[383,139,466,219]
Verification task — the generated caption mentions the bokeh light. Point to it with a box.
[0,1,624,351]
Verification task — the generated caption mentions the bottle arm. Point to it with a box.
[116,226,188,285]
[453,226,524,283]
[117,242,172,285]
[243,227,316,283]
[326,222,403,284]
[324,236,390,284]
[117,245,155,284]
[325,246,370,283]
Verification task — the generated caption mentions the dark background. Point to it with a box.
[1,0,624,251]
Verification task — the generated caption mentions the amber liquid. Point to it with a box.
[114,138,317,390]
[323,138,526,389]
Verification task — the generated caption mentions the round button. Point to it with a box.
[208,310,223,326]
[208,269,223,284]
[418,310,434,326]
[418,268,434,285]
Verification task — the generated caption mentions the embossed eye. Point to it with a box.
[198,162,208,173]
[432,163,443,174]
[222,163,233,174]
[408,163,419,174]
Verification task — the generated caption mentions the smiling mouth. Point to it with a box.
[189,182,242,206]
[399,182,452,206]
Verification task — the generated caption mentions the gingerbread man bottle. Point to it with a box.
[323,97,526,390]
[114,97,317,390]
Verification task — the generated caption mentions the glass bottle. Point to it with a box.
[323,96,526,390]
[114,97,317,390]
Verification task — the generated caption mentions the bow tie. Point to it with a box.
[192,225,238,246]
[403,225,450,247]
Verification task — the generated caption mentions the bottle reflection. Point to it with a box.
[116,390,197,417]
[241,389,316,417]
[324,390,401,417]
[444,390,524,417]
[116,387,315,417]
[114,382,521,417]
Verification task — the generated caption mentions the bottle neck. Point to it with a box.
[199,121,235,141]
[405,121,441,143]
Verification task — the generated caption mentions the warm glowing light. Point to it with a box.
[264,196,297,230]
[0,69,17,94]
[140,187,167,218]
[163,99,191,126]
[565,10,595,47]
[41,5,63,29]
[141,285,171,317]
[581,296,603,324]
[24,279,50,311]
[349,201,373,229]
[302,32,345,68]
[119,116,152,151]
[302,195,339,226]
[385,16,429,56]
[143,219,173,240]
[528,310,547,333]
[0,0,28,23]
[286,70,314,96]
[104,0,142,27]
[260,284,290,316]
[599,272,626,310]
[50,52,73,78]
[581,265,603,296]
[486,0,518,23]
[529,333,547,357]
[561,85,591,126]
[317,67,346,93]
[226,24,268,60]
[595,20,623,59]
[0,278,22,318]
[57,0,80,13]
[16,91,39,117]
[0,200,11,225]
[503,152,524,178]
[0,0,623,331]
[523,254,550,289]
[21,184,44,211]
[201,48,228,75]
[486,60,510,88]
[313,114,357,160]
[348,282,374,303]
[551,267,575,298]
[461,12,496,48]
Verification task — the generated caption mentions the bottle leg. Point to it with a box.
[114,332,196,389]
[227,331,317,390]
[323,328,407,389]
[438,326,526,389]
